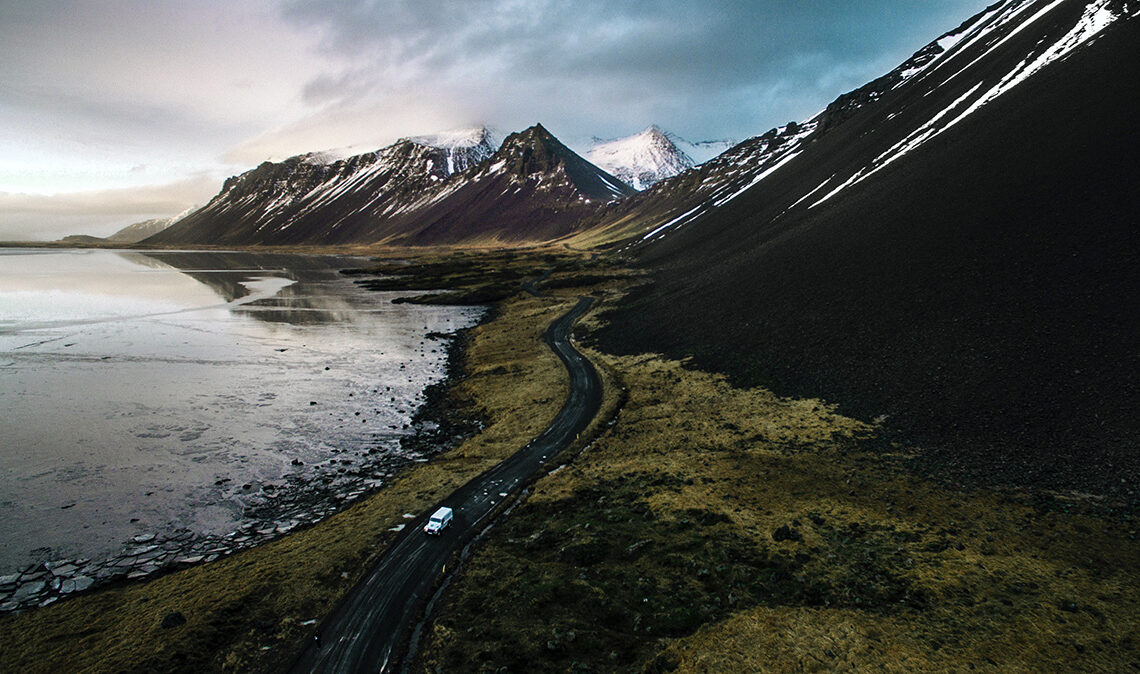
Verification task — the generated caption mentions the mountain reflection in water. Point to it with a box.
[0,248,482,589]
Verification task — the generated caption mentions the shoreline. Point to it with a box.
[0,249,593,672]
[0,262,491,615]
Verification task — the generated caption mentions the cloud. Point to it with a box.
[0,175,219,241]
[0,0,330,195]
[221,94,481,164]
[278,0,995,144]
[0,0,996,237]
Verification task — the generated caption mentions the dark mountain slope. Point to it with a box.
[390,124,635,245]
[148,137,489,246]
[596,5,1139,496]
[148,125,632,247]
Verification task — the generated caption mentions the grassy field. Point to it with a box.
[0,250,589,673]
[3,249,1135,672]
[417,278,1140,672]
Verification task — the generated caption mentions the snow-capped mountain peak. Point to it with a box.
[407,126,500,151]
[587,126,695,190]
[148,123,635,246]
[404,126,501,176]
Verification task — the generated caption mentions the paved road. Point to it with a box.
[291,296,601,673]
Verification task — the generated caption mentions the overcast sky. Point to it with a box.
[0,0,993,240]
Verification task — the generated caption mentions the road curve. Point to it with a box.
[290,296,602,673]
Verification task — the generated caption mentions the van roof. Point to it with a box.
[431,506,453,518]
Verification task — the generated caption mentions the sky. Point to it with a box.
[0,0,994,240]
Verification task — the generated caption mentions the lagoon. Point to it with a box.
[0,248,481,592]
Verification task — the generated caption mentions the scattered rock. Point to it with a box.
[624,539,654,558]
[161,611,187,629]
[772,525,803,542]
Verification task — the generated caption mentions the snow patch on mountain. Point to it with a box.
[408,127,501,151]
[638,120,817,242]
[406,127,500,176]
[587,126,695,190]
[811,0,1130,210]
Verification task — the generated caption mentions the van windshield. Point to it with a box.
[430,517,442,524]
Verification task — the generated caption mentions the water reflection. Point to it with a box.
[131,251,378,326]
[0,248,482,580]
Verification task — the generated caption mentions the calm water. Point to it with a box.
[0,248,481,574]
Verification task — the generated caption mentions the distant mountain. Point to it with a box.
[366,123,636,245]
[588,0,1137,247]
[587,126,695,190]
[580,119,816,243]
[672,136,738,165]
[56,234,106,245]
[148,127,496,246]
[594,0,1140,496]
[107,218,171,243]
[147,124,633,246]
[106,206,197,243]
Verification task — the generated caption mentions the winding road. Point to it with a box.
[290,295,602,673]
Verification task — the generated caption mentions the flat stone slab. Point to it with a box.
[50,564,78,577]
[12,580,45,602]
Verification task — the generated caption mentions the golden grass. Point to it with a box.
[418,294,1140,672]
[6,252,1136,673]
[0,284,577,673]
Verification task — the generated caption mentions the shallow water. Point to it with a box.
[0,248,482,576]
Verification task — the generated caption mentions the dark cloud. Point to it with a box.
[281,0,995,142]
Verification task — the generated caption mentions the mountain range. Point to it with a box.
[148,125,634,246]
[141,0,1137,494]
[591,0,1140,496]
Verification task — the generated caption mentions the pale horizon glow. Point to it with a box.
[0,0,993,240]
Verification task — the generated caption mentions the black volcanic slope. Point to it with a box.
[596,11,1139,497]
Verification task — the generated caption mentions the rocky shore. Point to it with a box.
[0,321,486,615]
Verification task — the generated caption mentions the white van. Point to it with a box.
[423,506,453,535]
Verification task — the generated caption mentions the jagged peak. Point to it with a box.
[586,125,696,190]
[503,123,558,146]
[493,124,573,172]
[481,123,635,199]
